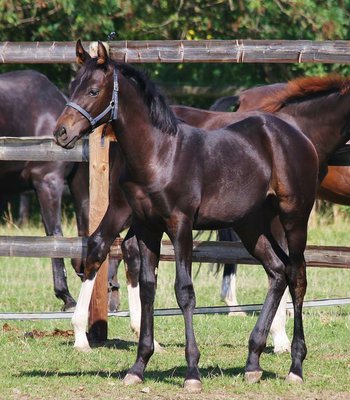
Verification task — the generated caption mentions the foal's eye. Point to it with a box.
[89,88,100,97]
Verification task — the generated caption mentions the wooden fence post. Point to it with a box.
[87,131,110,341]
[88,42,111,342]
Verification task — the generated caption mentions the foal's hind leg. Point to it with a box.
[121,227,163,352]
[279,213,309,383]
[270,288,291,353]
[235,215,288,383]
[268,217,291,354]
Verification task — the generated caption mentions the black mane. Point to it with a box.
[115,62,178,136]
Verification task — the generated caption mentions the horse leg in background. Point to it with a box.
[67,162,89,277]
[17,193,31,226]
[122,226,163,352]
[270,288,291,353]
[32,169,76,311]
[108,252,121,312]
[218,228,243,314]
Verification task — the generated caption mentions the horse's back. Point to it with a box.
[238,83,287,112]
[0,70,66,137]
[0,70,73,191]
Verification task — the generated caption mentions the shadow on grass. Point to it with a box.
[14,365,280,386]
[56,337,138,350]
[59,337,278,355]
[90,337,137,350]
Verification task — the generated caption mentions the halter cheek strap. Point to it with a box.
[66,66,119,132]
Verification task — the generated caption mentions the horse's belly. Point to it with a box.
[194,188,267,230]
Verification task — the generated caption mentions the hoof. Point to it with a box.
[74,344,92,353]
[273,342,291,354]
[62,302,76,312]
[245,370,263,384]
[183,379,202,393]
[154,340,165,353]
[123,373,143,386]
[285,372,303,384]
[228,311,247,317]
[108,290,120,312]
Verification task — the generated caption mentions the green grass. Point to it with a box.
[0,218,349,399]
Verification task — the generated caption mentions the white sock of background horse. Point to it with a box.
[127,281,163,352]
[71,276,96,352]
[221,272,246,315]
[270,287,291,353]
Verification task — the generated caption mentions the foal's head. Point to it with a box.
[54,40,115,148]
[54,39,178,149]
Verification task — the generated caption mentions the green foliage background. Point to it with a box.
[1,0,350,106]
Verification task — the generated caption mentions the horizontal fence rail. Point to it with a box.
[0,137,88,162]
[1,298,349,320]
[1,236,350,269]
[1,40,350,64]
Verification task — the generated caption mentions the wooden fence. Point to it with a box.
[1,40,350,340]
[1,40,350,64]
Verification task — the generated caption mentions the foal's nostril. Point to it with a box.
[55,126,67,140]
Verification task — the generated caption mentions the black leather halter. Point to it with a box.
[66,66,119,132]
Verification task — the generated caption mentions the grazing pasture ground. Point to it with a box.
[0,218,349,399]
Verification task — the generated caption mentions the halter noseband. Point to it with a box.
[66,66,119,132]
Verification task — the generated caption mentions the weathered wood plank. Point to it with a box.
[0,236,86,258]
[1,40,350,64]
[0,137,88,162]
[0,236,349,269]
[87,128,112,341]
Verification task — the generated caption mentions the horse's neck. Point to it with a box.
[281,94,350,162]
[112,75,175,181]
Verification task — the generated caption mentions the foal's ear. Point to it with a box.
[76,39,91,65]
[97,41,109,65]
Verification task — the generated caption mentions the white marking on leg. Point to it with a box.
[71,276,96,351]
[221,272,238,306]
[221,272,246,316]
[270,287,291,353]
[127,281,163,352]
[127,282,141,338]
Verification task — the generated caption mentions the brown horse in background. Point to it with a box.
[211,76,350,183]
[54,41,318,390]
[207,75,350,350]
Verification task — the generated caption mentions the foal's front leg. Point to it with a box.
[168,217,201,392]
[123,224,162,386]
[71,271,97,351]
[71,202,131,351]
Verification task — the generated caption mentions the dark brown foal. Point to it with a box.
[54,41,318,390]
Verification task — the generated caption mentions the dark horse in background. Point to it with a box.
[54,41,318,390]
[0,70,90,311]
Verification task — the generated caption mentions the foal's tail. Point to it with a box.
[209,95,240,112]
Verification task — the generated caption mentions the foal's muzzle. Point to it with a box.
[54,125,67,141]
[54,125,79,149]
